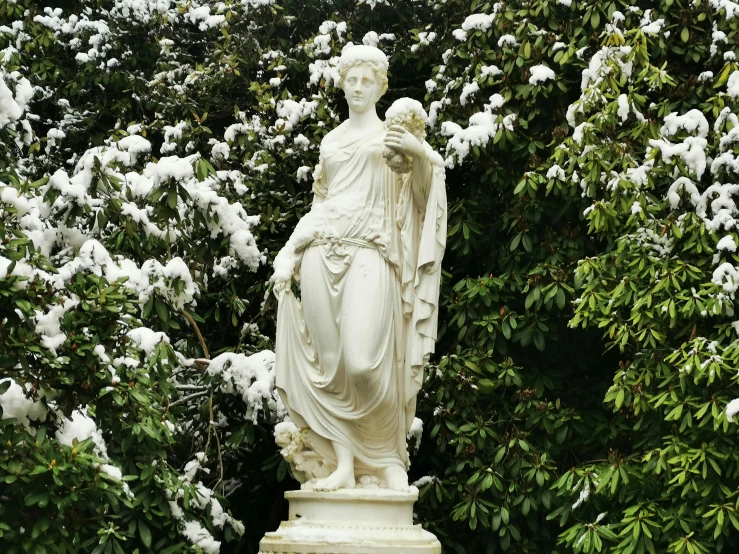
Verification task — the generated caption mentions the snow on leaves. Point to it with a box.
[206,350,283,424]
[548,6,739,468]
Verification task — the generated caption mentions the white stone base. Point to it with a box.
[259,488,441,554]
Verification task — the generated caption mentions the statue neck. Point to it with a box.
[346,107,382,131]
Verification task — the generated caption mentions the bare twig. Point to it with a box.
[174,384,209,391]
[183,312,210,359]
[208,389,225,496]
[169,390,209,407]
[171,358,210,378]
[179,312,224,494]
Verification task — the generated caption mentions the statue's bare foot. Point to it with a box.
[383,465,410,491]
[313,467,355,491]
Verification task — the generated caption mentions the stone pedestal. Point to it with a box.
[259,488,441,554]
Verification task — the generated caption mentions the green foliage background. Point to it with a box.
[1,0,739,553]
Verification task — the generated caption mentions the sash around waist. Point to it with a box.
[309,237,379,250]
[302,236,401,281]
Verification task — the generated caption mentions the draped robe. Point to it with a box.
[275,123,446,476]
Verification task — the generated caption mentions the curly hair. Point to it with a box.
[337,60,389,96]
[385,110,427,142]
[382,107,427,174]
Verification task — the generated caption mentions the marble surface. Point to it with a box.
[259,488,441,554]
[272,43,446,493]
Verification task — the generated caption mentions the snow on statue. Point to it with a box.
[271,44,447,492]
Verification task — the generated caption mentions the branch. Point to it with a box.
[183,311,210,359]
[175,384,209,391]
[169,390,209,407]
[179,313,224,493]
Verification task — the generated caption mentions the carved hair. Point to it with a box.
[383,100,428,174]
[385,110,426,142]
[337,60,389,96]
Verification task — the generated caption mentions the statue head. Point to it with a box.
[385,98,427,141]
[337,45,389,113]
[383,98,428,174]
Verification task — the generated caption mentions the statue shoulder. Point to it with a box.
[320,121,348,150]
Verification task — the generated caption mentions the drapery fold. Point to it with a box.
[275,128,446,475]
[398,164,448,416]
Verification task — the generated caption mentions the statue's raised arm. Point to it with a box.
[271,44,447,493]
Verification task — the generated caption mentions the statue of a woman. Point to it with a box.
[272,44,446,492]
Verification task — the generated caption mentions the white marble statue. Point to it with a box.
[271,44,447,493]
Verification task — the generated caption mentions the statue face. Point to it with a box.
[343,65,382,113]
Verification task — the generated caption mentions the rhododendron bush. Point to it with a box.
[1,0,739,552]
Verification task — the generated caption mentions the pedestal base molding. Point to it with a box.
[259,488,441,554]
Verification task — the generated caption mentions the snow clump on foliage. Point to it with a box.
[528,65,555,85]
[56,408,109,460]
[207,350,284,423]
[0,379,48,429]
